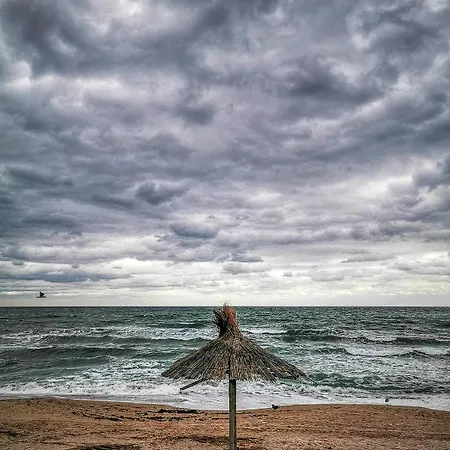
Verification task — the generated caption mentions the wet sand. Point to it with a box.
[1,398,449,449]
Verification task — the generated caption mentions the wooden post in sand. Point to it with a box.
[229,378,237,450]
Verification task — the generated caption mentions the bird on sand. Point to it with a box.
[271,404,279,411]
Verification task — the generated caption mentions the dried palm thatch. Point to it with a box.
[162,305,304,382]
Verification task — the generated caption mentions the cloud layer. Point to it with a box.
[0,0,449,305]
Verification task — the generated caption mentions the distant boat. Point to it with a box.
[37,291,46,298]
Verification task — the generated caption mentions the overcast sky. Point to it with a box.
[0,0,449,306]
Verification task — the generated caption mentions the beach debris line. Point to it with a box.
[157,408,200,414]
[162,304,305,450]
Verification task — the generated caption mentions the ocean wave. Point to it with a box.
[130,350,183,360]
[149,321,209,329]
[42,335,209,345]
[101,319,124,325]
[44,334,114,344]
[0,337,211,359]
[116,337,210,346]
[312,346,449,358]
[0,345,131,360]
[393,337,450,346]
[0,379,181,401]
[0,328,213,347]
[282,329,342,342]
[281,329,449,346]
[241,327,283,335]
[308,371,450,394]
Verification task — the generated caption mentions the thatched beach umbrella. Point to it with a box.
[162,305,305,450]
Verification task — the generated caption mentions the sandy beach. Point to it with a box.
[0,398,449,450]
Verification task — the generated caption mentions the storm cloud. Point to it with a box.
[0,0,449,306]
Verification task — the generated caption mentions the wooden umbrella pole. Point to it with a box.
[229,378,237,450]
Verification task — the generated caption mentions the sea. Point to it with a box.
[0,307,449,411]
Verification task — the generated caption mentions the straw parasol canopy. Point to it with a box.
[162,305,305,450]
[162,305,304,382]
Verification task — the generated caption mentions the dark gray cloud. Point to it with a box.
[230,252,263,263]
[91,193,134,210]
[6,166,73,188]
[170,221,218,239]
[0,0,449,305]
[341,252,396,263]
[22,213,82,233]
[136,182,187,206]
[1,266,127,284]
[223,262,269,275]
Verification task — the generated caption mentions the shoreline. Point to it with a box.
[1,397,449,449]
[0,393,449,413]
[1,392,449,413]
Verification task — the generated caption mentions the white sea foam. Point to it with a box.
[1,378,449,411]
[241,327,284,335]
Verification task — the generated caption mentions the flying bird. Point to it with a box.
[37,291,46,298]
